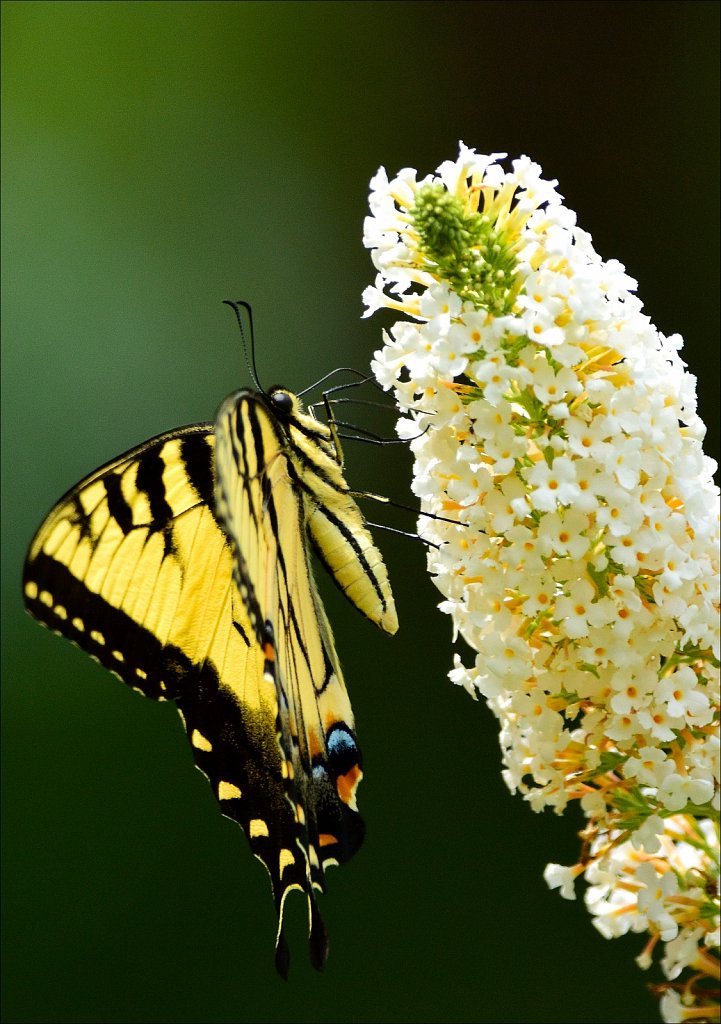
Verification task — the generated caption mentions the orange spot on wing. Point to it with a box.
[319,833,337,847]
[308,728,324,760]
[263,642,275,662]
[336,764,362,805]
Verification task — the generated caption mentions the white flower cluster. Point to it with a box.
[546,816,719,1019]
[363,144,719,1018]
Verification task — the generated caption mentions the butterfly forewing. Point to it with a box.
[24,426,222,699]
[22,425,294,966]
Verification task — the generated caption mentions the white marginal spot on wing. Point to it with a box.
[249,818,270,838]
[24,581,38,601]
[279,848,295,875]
[218,780,241,800]
[191,728,212,752]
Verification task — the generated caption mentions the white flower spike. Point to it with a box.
[365,145,719,1021]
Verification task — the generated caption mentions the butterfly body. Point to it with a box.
[23,383,396,976]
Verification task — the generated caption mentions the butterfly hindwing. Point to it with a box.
[214,390,368,967]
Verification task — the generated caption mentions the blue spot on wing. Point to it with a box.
[325,724,360,776]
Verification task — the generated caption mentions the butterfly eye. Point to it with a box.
[271,390,294,417]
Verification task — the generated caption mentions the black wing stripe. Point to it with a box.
[233,619,251,647]
[103,474,134,536]
[71,493,94,544]
[262,467,292,596]
[26,552,185,699]
[181,434,216,510]
[240,403,262,533]
[235,559,266,646]
[311,638,338,698]
[136,447,173,526]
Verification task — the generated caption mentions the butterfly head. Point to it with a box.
[267,386,299,420]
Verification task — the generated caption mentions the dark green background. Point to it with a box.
[2,3,718,1022]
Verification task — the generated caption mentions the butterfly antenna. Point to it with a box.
[364,520,441,549]
[296,367,376,401]
[335,422,411,447]
[353,489,467,530]
[223,299,264,393]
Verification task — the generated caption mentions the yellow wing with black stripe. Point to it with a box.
[23,386,397,977]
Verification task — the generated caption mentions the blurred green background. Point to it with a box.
[2,2,718,1022]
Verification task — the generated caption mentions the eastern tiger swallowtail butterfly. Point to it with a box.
[23,376,397,977]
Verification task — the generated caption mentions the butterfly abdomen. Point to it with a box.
[280,404,398,636]
[305,498,398,635]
